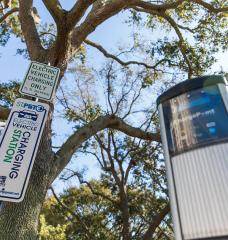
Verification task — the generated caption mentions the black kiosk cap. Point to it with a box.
[156,75,227,106]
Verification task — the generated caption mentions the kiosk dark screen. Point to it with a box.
[163,86,228,155]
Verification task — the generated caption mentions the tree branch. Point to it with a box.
[131,0,228,13]
[130,0,185,11]
[65,169,119,206]
[192,0,228,13]
[143,204,170,240]
[67,0,97,30]
[70,0,133,50]
[95,133,123,187]
[84,39,169,70]
[106,62,115,114]
[131,6,193,78]
[124,142,143,184]
[159,12,193,78]
[0,7,19,24]
[52,114,160,180]
[95,132,131,239]
[42,0,65,25]
[176,23,195,33]
[18,0,46,61]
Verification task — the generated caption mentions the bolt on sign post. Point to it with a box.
[157,75,228,240]
[0,98,49,202]
[19,61,60,101]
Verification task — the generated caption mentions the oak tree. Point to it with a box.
[0,1,227,239]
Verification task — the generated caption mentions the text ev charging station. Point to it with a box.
[157,75,228,240]
[0,99,49,202]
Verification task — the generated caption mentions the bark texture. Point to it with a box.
[0,106,10,121]
[0,168,50,240]
[0,114,54,240]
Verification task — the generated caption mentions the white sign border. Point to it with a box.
[0,98,49,202]
[19,61,60,102]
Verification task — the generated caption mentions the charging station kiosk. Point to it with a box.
[157,75,228,240]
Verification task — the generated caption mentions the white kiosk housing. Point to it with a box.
[157,75,228,240]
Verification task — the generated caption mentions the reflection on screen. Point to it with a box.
[163,86,228,155]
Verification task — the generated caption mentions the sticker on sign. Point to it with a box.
[0,98,49,202]
[19,61,60,101]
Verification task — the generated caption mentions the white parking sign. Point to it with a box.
[0,98,49,202]
[20,61,60,101]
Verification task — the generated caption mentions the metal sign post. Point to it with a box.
[0,98,49,202]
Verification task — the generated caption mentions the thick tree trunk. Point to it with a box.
[0,120,54,240]
[0,169,49,240]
